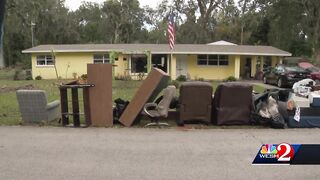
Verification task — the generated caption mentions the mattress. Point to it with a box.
[288,116,320,128]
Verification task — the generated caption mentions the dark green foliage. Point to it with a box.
[13,69,21,80]
[35,75,42,80]
[169,80,180,89]
[2,0,319,67]
[224,76,237,82]
[176,75,187,82]
[25,76,33,80]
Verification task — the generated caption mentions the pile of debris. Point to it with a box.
[253,79,320,128]
[0,84,35,94]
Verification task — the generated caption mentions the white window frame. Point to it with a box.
[129,55,148,75]
[197,54,229,66]
[93,54,110,64]
[36,55,55,67]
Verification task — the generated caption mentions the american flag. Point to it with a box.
[167,14,175,50]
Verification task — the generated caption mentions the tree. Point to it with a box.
[195,0,223,42]
[0,0,6,68]
[74,2,105,43]
[301,0,320,64]
[265,0,311,57]
[214,0,240,43]
[102,0,145,43]
[4,0,79,66]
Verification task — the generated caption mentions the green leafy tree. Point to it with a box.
[74,2,105,43]
[102,0,145,43]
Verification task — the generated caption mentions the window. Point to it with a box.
[219,55,228,65]
[93,54,110,64]
[197,55,229,66]
[197,55,208,65]
[208,55,218,65]
[131,54,147,73]
[36,55,54,66]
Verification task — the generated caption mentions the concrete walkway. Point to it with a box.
[0,126,320,180]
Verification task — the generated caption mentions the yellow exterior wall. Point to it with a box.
[32,52,129,79]
[170,55,177,80]
[272,56,280,67]
[32,52,93,79]
[185,55,236,80]
[31,52,283,80]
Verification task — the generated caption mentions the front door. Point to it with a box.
[176,55,188,77]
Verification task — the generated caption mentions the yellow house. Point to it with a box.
[22,41,291,80]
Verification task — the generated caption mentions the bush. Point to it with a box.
[169,80,180,89]
[35,75,42,80]
[25,76,33,80]
[194,76,205,81]
[176,75,187,82]
[13,69,22,80]
[115,74,132,81]
[13,69,32,80]
[80,74,88,80]
[224,76,237,82]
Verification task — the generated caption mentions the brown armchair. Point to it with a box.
[178,81,213,125]
[212,82,253,125]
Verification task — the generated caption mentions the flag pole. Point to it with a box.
[170,50,173,79]
[168,10,175,80]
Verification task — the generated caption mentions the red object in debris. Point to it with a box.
[298,62,314,69]
[298,62,320,81]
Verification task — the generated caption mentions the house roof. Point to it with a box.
[22,44,291,56]
[207,40,237,46]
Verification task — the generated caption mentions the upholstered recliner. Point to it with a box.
[178,81,213,125]
[16,90,61,123]
[212,82,253,125]
[143,85,176,127]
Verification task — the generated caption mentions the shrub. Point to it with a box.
[35,75,42,80]
[25,76,33,80]
[80,74,88,80]
[13,69,22,80]
[137,73,145,81]
[176,75,187,82]
[169,80,180,89]
[225,76,237,82]
[194,76,205,81]
[115,74,132,81]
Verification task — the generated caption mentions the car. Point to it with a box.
[263,64,310,88]
[298,62,320,84]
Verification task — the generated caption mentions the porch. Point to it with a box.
[115,53,283,81]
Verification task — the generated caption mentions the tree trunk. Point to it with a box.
[0,0,6,68]
[240,25,244,45]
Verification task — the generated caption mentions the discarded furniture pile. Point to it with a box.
[286,79,320,128]
[16,66,320,128]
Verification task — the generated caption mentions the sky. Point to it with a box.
[64,0,163,11]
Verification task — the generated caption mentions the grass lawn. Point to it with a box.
[0,69,266,126]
